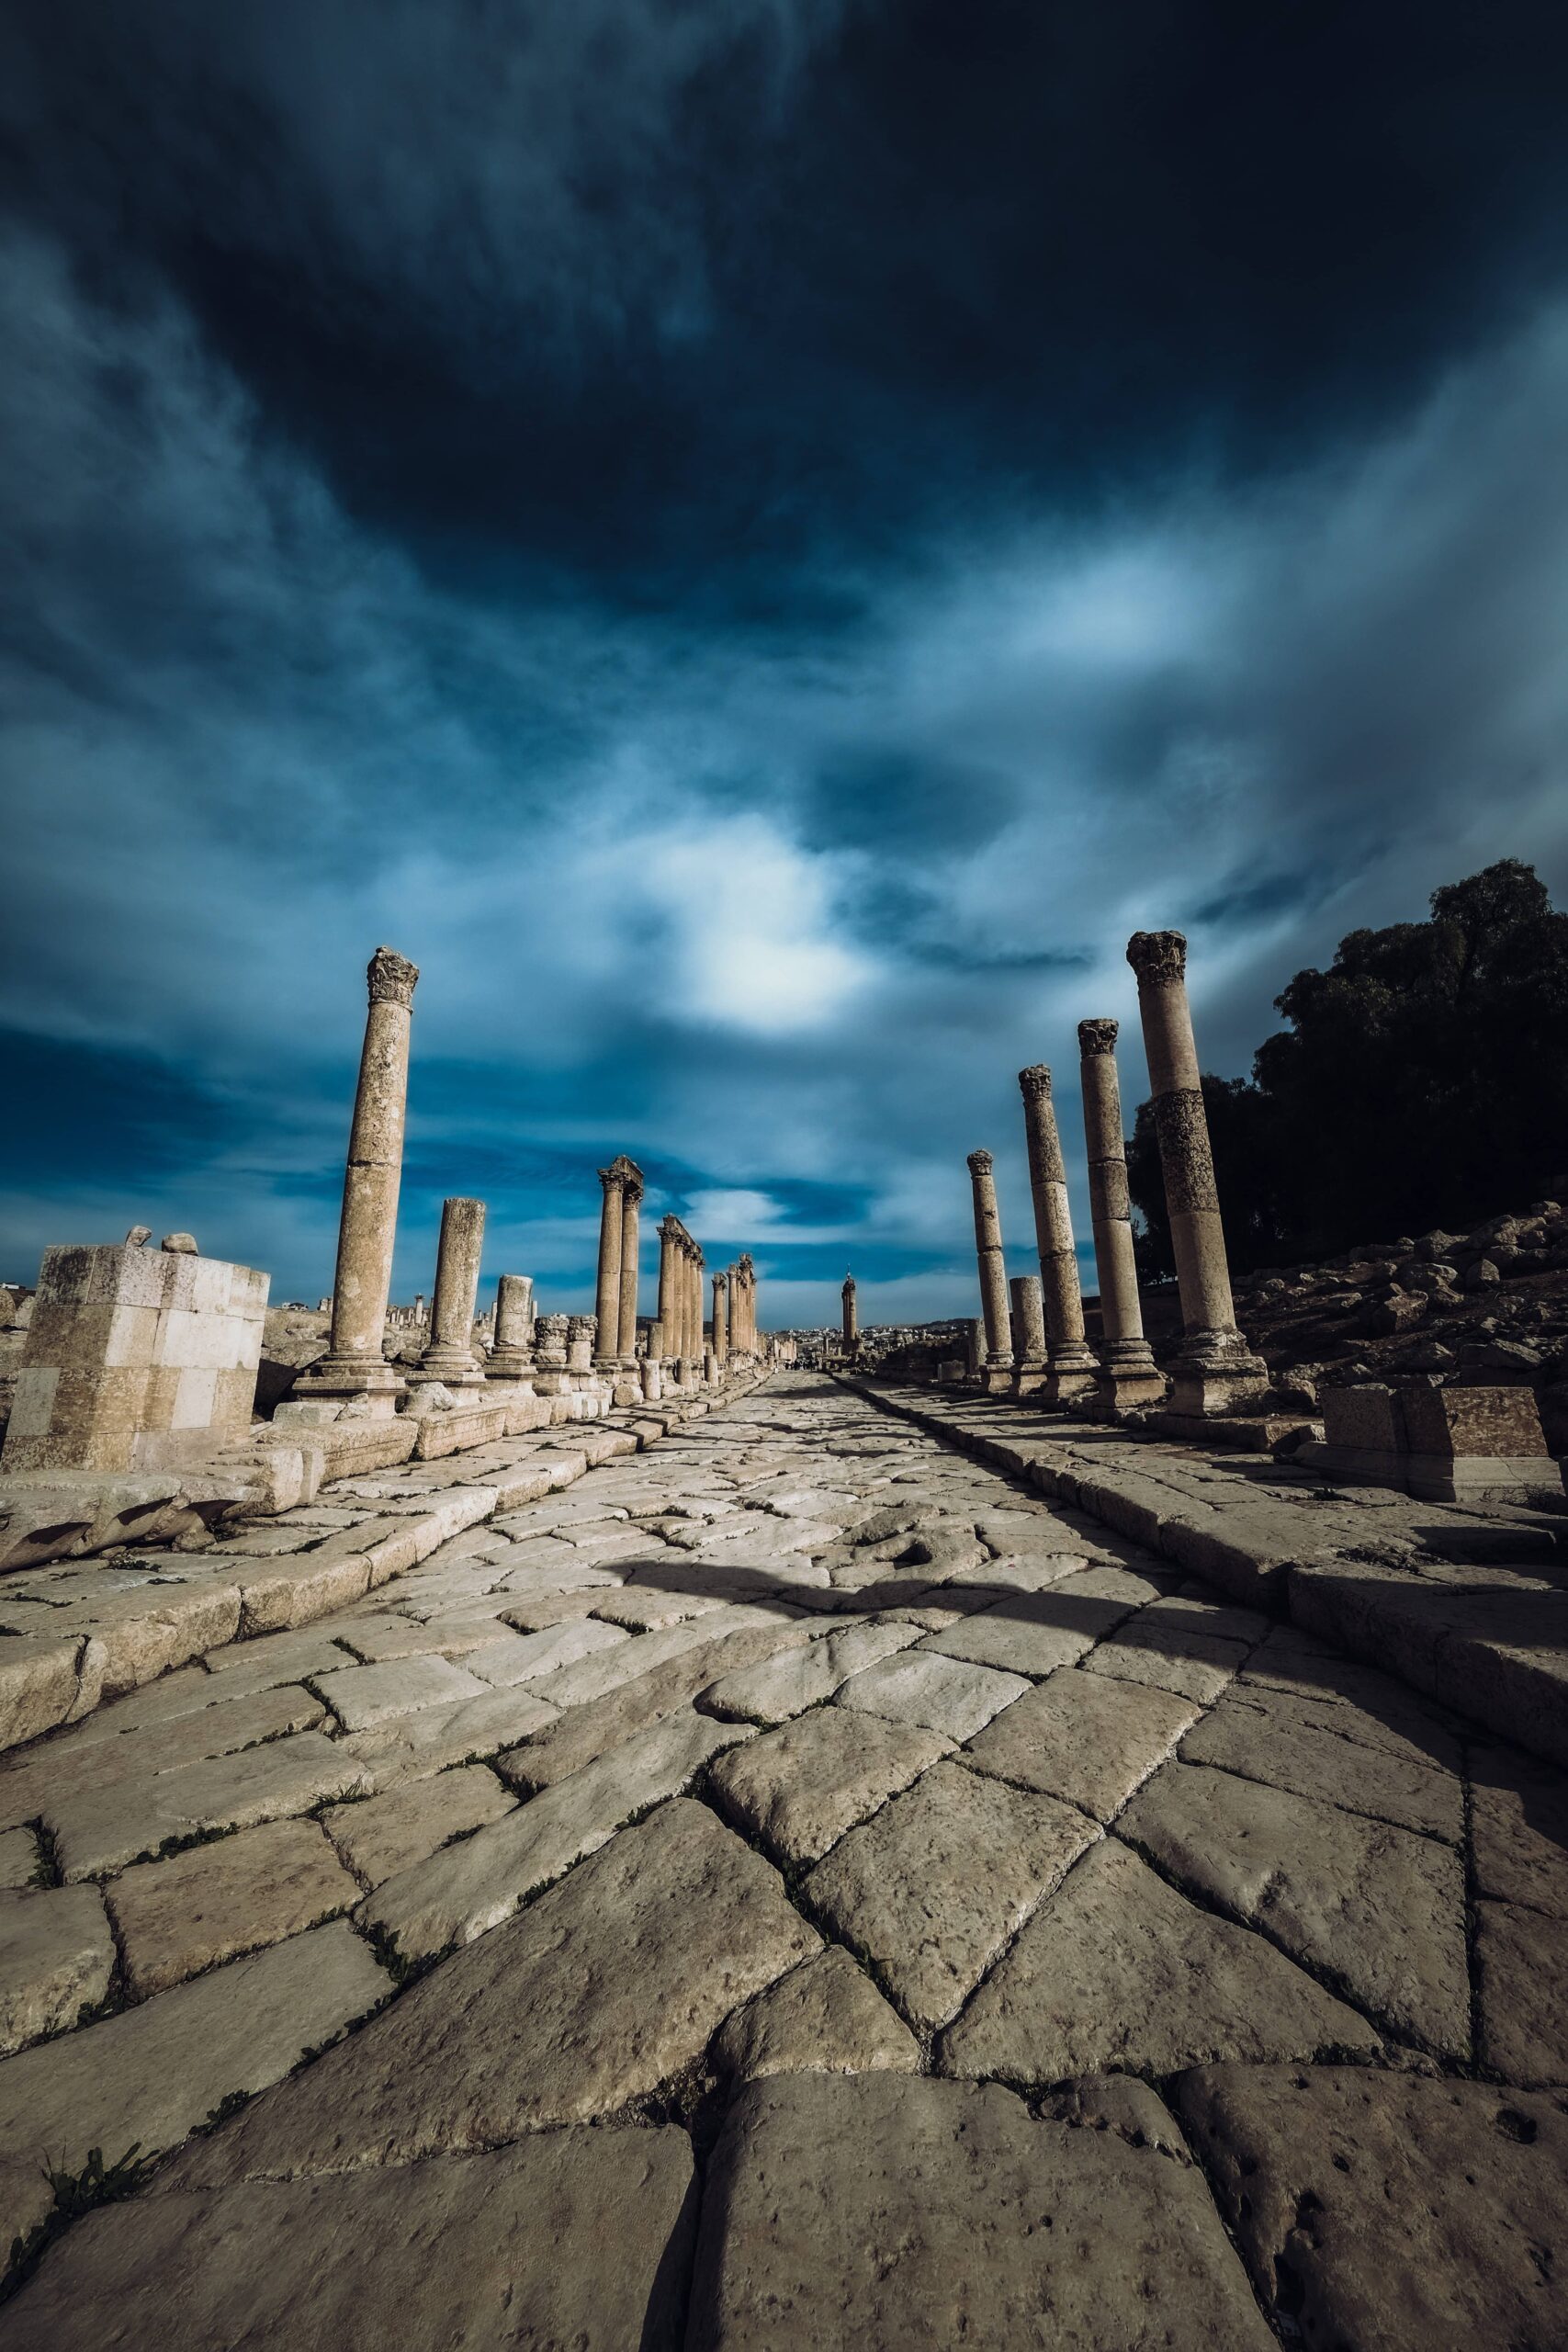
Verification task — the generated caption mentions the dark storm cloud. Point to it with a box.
[4,2,1568,1318]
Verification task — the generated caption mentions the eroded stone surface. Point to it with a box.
[711,1947,920,2083]
[835,1647,1029,1741]
[1473,1898,1568,2086]
[46,1731,372,1881]
[321,1763,515,1887]
[1182,1679,1463,1843]
[709,1705,951,1868]
[964,1666,1199,1820]
[700,1619,919,1724]
[107,1819,362,1999]
[0,1883,114,2054]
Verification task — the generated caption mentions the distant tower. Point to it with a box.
[841,1271,858,1353]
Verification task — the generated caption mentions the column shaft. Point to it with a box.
[616,1183,642,1363]
[593,1170,624,1368]
[421,1196,488,1385]
[1017,1065,1095,1400]
[655,1221,680,1362]
[712,1273,728,1366]
[1077,1020,1161,1400]
[965,1150,1013,1376]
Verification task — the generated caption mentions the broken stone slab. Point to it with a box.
[834,1647,1030,1742]
[45,1730,372,1881]
[1121,1758,1470,2056]
[710,1947,920,2085]
[963,1666,1200,1821]
[0,1920,389,2256]
[362,1706,754,1961]
[1473,1898,1568,2086]
[1178,2064,1568,2352]
[0,1883,115,2054]
[0,1635,87,1753]
[2,1573,245,1703]
[687,2072,1275,2351]
[171,1802,818,2188]
[940,1836,1379,2084]
[1181,1679,1464,1842]
[698,1620,920,1724]
[106,1818,362,2000]
[803,1761,1099,2031]
[8,2123,698,2352]
[708,1706,952,1869]
[340,1685,560,1790]
[321,1763,513,1888]
[309,1652,492,1733]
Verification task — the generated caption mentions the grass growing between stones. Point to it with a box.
[2,2144,153,2304]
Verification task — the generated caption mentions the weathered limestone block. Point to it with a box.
[964,1666,1200,1819]
[106,1818,360,1999]
[711,1948,919,2084]
[0,1884,115,2054]
[321,1764,515,1888]
[2,1243,269,1476]
[44,1730,371,1881]
[835,1647,1029,1741]
[709,1706,952,1869]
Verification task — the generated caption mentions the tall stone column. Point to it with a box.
[616,1167,643,1365]
[419,1197,488,1388]
[841,1272,858,1354]
[712,1271,729,1368]
[1017,1065,1097,1407]
[1009,1273,1047,1396]
[1126,931,1267,1415]
[965,1149,1014,1392]
[687,1246,705,1378]
[656,1217,681,1363]
[488,1273,536,1387]
[1077,1020,1165,1409]
[297,945,418,1416]
[593,1166,625,1370]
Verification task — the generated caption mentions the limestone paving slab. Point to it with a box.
[963,1665,1200,1821]
[9,2123,698,2352]
[1470,1743,1568,1917]
[202,1626,355,1681]
[321,1763,514,1888]
[803,1761,1100,2030]
[363,1705,755,1960]
[0,1884,114,2054]
[309,1651,491,1732]
[1179,2064,1568,2352]
[340,1685,559,1789]
[0,1921,389,2256]
[1082,1617,1250,1705]
[45,1731,372,1881]
[1180,1679,1464,1843]
[709,1706,953,1869]
[1473,1897,1568,2085]
[699,1619,920,1724]
[941,1836,1379,2084]
[171,1801,818,2186]
[106,1818,362,1999]
[919,1594,1107,1679]
[688,2072,1274,2351]
[834,1646,1030,1742]
[710,1946,920,2085]
[0,1826,38,1888]
[1121,1758,1471,2055]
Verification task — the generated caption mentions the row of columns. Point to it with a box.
[299,946,768,1419]
[964,930,1266,1419]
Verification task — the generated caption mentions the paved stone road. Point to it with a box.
[1,1373,1564,2346]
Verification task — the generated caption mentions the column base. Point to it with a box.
[292,1356,406,1418]
[416,1347,489,1390]
[1042,1361,1098,1408]
[1168,1344,1270,1417]
[639,1362,664,1402]
[1010,1361,1049,1398]
[1092,1367,1169,1412]
[980,1363,1016,1396]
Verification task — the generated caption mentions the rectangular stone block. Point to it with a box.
[1321,1385,1404,1453]
[1398,1383,1549,1462]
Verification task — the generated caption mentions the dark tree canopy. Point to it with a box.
[1129,860,1568,1275]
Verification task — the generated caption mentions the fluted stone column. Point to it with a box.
[841,1272,858,1356]
[593,1167,625,1370]
[712,1271,729,1369]
[1078,1020,1165,1409]
[965,1149,1014,1392]
[297,946,418,1416]
[616,1169,642,1365]
[1009,1273,1047,1396]
[417,1197,489,1389]
[1017,1065,1097,1407]
[1126,931,1267,1415]
[488,1273,536,1388]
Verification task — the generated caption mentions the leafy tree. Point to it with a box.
[1129,859,1568,1270]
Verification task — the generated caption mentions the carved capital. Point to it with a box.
[659,1215,682,1241]
[567,1314,597,1341]
[966,1148,994,1179]
[367,945,419,1008]
[598,1166,623,1196]
[1126,930,1187,986]
[1077,1018,1119,1057]
[712,1272,728,1295]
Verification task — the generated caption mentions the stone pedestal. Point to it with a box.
[486,1273,536,1392]
[965,1150,1013,1389]
[566,1315,598,1384]
[296,946,417,1416]
[1017,1067,1097,1406]
[418,1198,489,1389]
[1126,932,1267,1416]
[1077,1019,1166,1410]
[1301,1380,1559,1502]
[1008,1274,1048,1398]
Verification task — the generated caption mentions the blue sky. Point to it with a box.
[4,2,1568,1324]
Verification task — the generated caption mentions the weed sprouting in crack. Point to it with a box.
[2,2143,154,2303]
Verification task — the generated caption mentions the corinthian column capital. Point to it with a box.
[1126,929,1188,985]
[1077,1018,1119,1056]
[966,1148,994,1179]
[367,945,419,1007]
[1017,1064,1053,1103]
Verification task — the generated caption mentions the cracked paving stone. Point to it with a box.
[834,1647,1029,1742]
[1180,1678,1464,1844]
[167,1800,818,2187]
[0,1921,389,2254]
[310,1653,491,1732]
[340,1686,559,1789]
[1179,2064,1568,2352]
[1082,1617,1249,1706]
[45,1731,373,1882]
[708,1705,952,1869]
[699,1619,920,1724]
[1473,1898,1568,2086]
[321,1764,515,1888]
[0,1884,115,2055]
[940,1836,1379,2084]
[1121,1758,1470,2055]
[7,2122,697,2352]
[106,1818,362,1999]
[803,1761,1100,2031]
[687,2072,1274,2351]
[963,1664,1200,1821]
[1470,1743,1568,1917]
[0,1681,330,1833]
[711,1946,920,2085]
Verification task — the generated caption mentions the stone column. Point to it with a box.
[686,1246,704,1383]
[1017,1065,1097,1407]
[488,1273,536,1387]
[297,946,418,1416]
[533,1312,570,1400]
[712,1271,729,1368]
[418,1197,489,1389]
[567,1314,597,1383]
[965,1149,1014,1391]
[593,1166,624,1371]
[656,1217,681,1363]
[616,1170,643,1366]
[1077,1020,1165,1409]
[1009,1273,1047,1396]
[1126,931,1267,1415]
[841,1272,858,1356]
